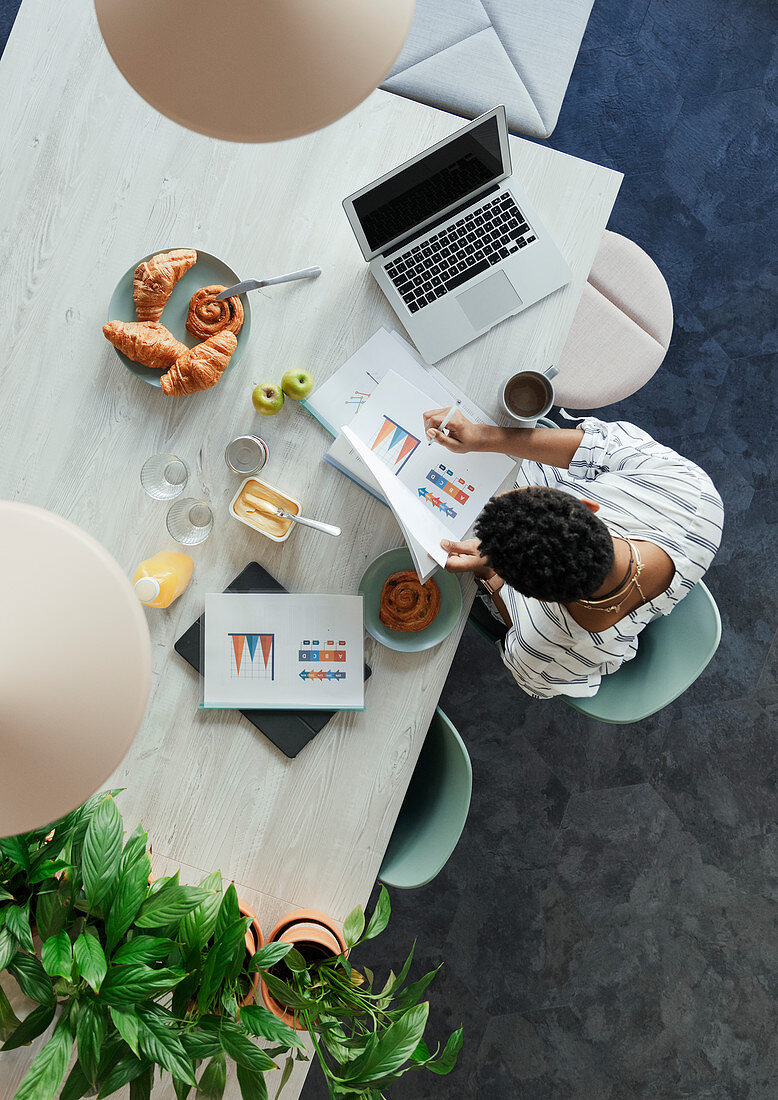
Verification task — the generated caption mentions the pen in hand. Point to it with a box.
[428,399,461,445]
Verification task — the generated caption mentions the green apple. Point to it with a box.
[252,383,284,415]
[281,368,314,400]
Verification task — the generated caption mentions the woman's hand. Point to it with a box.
[423,409,488,453]
[441,538,493,577]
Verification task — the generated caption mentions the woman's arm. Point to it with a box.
[423,409,583,469]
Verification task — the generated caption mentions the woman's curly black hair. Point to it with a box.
[474,486,614,603]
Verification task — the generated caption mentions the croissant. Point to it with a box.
[160,331,237,396]
[186,285,244,340]
[103,320,188,370]
[133,249,197,322]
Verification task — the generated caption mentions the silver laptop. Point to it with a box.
[343,105,572,364]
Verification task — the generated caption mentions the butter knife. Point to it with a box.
[214,267,321,300]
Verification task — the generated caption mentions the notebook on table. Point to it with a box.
[174,562,371,758]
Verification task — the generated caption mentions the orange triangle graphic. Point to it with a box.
[259,634,273,669]
[232,634,245,675]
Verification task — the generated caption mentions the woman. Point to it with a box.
[423,410,724,699]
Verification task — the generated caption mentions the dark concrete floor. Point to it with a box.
[2,0,777,1097]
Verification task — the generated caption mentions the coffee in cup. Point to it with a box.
[500,366,558,426]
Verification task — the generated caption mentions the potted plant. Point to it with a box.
[0,795,300,1100]
[255,886,463,1097]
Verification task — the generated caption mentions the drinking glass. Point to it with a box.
[166,498,213,545]
[140,453,189,500]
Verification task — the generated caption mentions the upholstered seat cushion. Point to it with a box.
[383,0,595,139]
[554,231,674,409]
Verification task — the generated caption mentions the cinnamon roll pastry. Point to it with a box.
[186,285,244,340]
[160,331,237,396]
[102,320,187,370]
[133,249,197,322]
[379,571,441,633]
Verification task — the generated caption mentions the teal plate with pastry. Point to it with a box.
[105,248,251,390]
[359,546,463,652]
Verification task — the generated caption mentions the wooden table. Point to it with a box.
[0,1,621,1094]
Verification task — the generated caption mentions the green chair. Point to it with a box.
[564,580,722,723]
[378,708,472,890]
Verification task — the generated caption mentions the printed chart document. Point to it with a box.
[203,593,364,711]
[339,371,516,580]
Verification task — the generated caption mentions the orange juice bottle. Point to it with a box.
[133,551,194,608]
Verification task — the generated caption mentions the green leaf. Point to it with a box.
[129,1068,153,1100]
[248,941,293,972]
[109,1006,141,1057]
[82,796,123,912]
[425,1026,463,1075]
[0,836,30,871]
[197,916,248,1014]
[197,1053,227,1099]
[261,971,311,1013]
[363,886,391,942]
[236,1062,269,1100]
[136,1008,197,1088]
[273,1056,294,1100]
[181,1019,223,1060]
[59,1060,91,1100]
[0,926,18,971]
[0,983,21,1042]
[119,823,149,875]
[8,951,55,1005]
[76,1000,105,1086]
[282,948,307,974]
[96,1053,150,1098]
[0,886,15,903]
[239,1005,306,1050]
[215,883,241,941]
[1,1000,56,1051]
[135,876,211,929]
[345,1003,429,1084]
[28,859,71,884]
[180,870,222,954]
[173,1075,193,1100]
[100,964,186,1004]
[106,854,152,953]
[342,906,365,950]
[5,903,34,954]
[112,936,173,967]
[219,1023,277,1073]
[393,967,440,1011]
[13,1017,73,1100]
[35,876,73,941]
[74,931,108,992]
[41,930,74,979]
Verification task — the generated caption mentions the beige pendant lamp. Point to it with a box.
[94,0,416,143]
[0,503,151,837]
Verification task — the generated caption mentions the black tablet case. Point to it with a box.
[174,562,371,759]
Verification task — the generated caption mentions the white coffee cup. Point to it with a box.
[500,365,558,427]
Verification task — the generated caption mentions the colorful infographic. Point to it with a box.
[299,642,347,682]
[370,416,420,473]
[416,466,476,519]
[298,639,347,682]
[229,633,274,680]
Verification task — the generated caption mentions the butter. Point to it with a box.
[232,478,300,540]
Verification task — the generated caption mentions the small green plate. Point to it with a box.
[359,547,463,652]
[106,248,252,388]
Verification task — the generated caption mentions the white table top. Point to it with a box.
[0,1,621,1095]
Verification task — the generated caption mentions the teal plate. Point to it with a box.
[359,547,463,652]
[106,249,252,388]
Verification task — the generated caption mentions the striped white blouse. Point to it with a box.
[498,418,724,699]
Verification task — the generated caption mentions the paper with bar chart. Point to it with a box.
[333,370,517,579]
[203,593,364,710]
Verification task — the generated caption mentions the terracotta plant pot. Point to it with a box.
[260,908,347,1029]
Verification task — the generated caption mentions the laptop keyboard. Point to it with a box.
[383,192,537,313]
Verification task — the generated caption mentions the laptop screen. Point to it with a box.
[352,114,505,254]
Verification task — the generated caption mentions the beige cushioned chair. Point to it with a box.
[554,230,674,409]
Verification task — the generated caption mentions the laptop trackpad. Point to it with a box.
[456,271,522,330]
